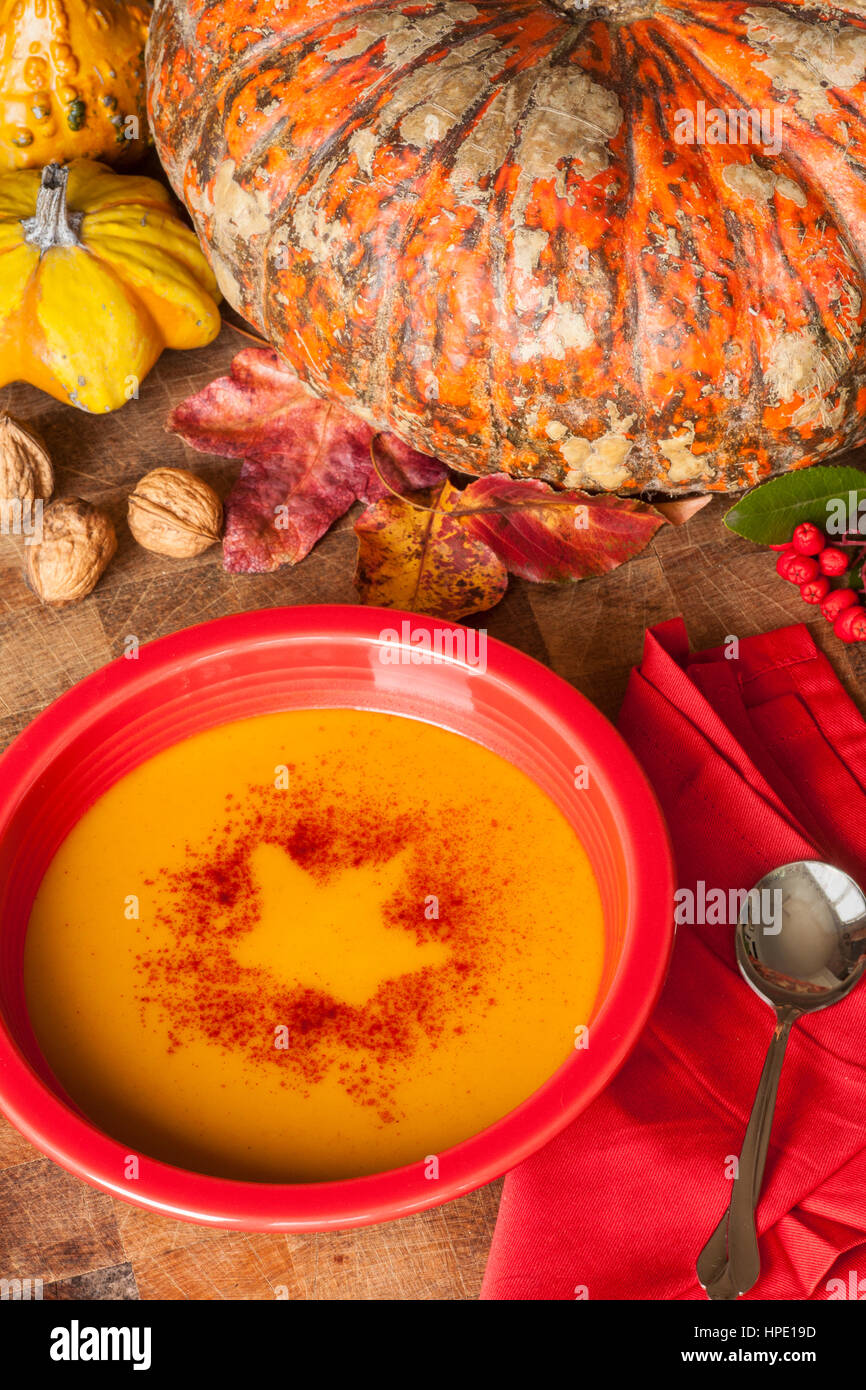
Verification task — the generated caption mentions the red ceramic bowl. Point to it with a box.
[0,606,673,1231]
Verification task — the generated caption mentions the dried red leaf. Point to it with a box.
[167,349,445,572]
[354,480,508,621]
[456,476,666,582]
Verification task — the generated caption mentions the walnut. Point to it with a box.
[26,498,117,606]
[0,414,54,502]
[128,468,222,558]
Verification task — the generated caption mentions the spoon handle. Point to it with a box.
[695,1210,731,1291]
[696,1028,785,1291]
[708,1007,798,1299]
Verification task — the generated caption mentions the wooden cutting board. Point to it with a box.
[1,326,865,1301]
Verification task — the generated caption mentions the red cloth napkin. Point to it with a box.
[481,618,866,1301]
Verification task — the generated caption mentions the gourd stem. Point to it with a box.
[22,164,83,253]
[545,0,657,19]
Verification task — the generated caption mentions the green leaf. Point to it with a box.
[724,466,866,545]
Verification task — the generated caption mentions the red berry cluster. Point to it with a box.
[775,523,866,642]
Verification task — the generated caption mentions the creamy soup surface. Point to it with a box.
[26,709,605,1181]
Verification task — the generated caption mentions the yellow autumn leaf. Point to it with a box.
[354,479,508,621]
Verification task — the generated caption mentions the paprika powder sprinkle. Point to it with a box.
[137,771,498,1120]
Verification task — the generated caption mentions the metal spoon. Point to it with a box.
[696,860,866,1300]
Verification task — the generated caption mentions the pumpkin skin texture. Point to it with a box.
[0,0,152,170]
[0,160,222,412]
[148,0,866,493]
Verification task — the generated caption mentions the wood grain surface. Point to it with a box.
[2,324,865,1301]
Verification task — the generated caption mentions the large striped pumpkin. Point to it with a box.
[148,0,866,493]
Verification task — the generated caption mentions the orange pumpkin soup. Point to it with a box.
[25,709,604,1181]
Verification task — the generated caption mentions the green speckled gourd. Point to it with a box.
[0,0,151,170]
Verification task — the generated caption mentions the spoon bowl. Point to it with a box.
[737,860,866,1013]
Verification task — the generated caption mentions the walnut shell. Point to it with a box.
[26,498,117,606]
[0,414,54,502]
[128,468,222,558]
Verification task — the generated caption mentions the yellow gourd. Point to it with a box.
[0,160,221,412]
[0,0,151,170]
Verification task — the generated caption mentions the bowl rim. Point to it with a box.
[0,604,674,1231]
